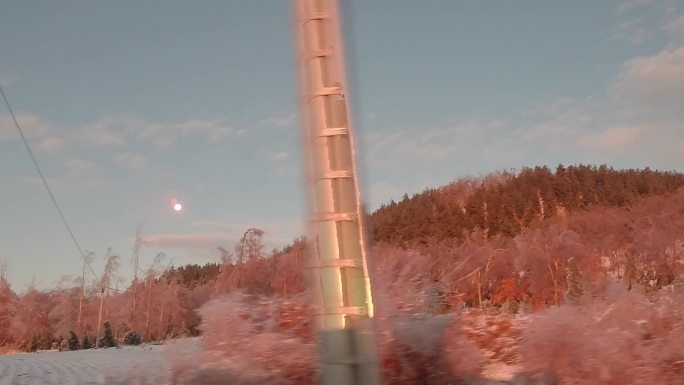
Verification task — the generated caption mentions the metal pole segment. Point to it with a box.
[292,0,380,384]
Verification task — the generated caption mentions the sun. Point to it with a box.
[173,202,183,212]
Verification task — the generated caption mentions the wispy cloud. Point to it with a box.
[616,0,655,14]
[79,119,127,148]
[189,218,303,247]
[1,114,103,182]
[17,175,69,191]
[0,74,19,86]
[369,66,680,175]
[3,111,267,152]
[578,124,655,151]
[115,152,150,171]
[143,225,297,256]
[63,157,99,177]
[174,119,236,143]
[142,233,233,251]
[258,113,296,129]
[366,117,516,168]
[81,115,237,148]
[612,45,684,117]
[267,151,290,162]
[666,13,684,38]
[17,174,108,192]
[265,150,297,179]
[0,112,51,141]
[2,111,262,189]
[190,220,238,231]
[366,23,684,173]
[36,137,66,153]
[611,19,651,45]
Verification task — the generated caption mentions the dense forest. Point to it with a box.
[1,164,683,356]
[369,164,684,245]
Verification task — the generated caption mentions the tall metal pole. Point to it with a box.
[293,1,380,384]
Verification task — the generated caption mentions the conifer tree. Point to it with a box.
[67,330,80,351]
[98,321,117,348]
[82,335,94,349]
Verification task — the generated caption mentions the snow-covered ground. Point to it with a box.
[0,340,199,385]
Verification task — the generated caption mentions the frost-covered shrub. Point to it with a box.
[170,244,488,384]
[378,314,485,385]
[369,245,436,318]
[369,245,485,383]
[519,287,684,384]
[171,293,317,385]
[123,330,142,346]
[171,291,485,385]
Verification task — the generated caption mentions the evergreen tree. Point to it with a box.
[82,335,94,349]
[67,330,80,351]
[98,321,117,348]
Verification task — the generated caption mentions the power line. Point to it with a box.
[0,84,100,283]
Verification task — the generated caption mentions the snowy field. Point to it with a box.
[0,340,199,385]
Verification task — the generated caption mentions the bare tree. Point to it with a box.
[227,228,266,292]
[95,248,120,347]
[235,228,265,264]
[0,265,17,347]
[77,251,95,339]
[145,252,166,340]
[0,261,8,282]
[129,225,148,330]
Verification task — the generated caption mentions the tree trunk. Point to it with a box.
[77,258,86,339]
[548,261,559,306]
[158,303,164,341]
[131,281,137,324]
[476,270,483,309]
[145,280,152,341]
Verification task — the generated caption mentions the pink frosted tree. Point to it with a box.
[0,265,17,347]
[10,287,55,351]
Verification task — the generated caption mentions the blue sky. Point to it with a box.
[1,0,683,290]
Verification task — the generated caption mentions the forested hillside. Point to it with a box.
[2,164,684,355]
[369,165,684,246]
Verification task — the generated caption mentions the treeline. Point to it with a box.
[2,165,684,353]
[160,263,221,289]
[369,164,684,246]
[0,234,307,352]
